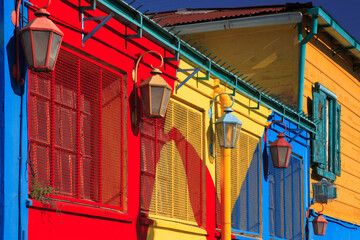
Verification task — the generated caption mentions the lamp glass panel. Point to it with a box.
[215,122,225,147]
[317,222,324,235]
[225,123,236,147]
[20,30,34,67]
[150,86,164,116]
[49,33,62,68]
[277,146,290,167]
[140,86,150,116]
[33,30,50,67]
[270,147,279,167]
[286,148,293,164]
[160,88,171,116]
[233,123,242,147]
[322,222,327,234]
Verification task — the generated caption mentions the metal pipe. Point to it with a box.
[212,79,232,240]
[297,16,318,112]
[221,148,231,240]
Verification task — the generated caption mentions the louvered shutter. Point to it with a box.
[140,99,204,225]
[215,132,260,234]
[29,48,125,209]
[333,102,341,176]
[312,90,327,168]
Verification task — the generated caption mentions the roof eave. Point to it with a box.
[167,12,303,34]
[308,6,360,60]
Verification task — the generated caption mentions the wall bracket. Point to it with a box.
[125,12,143,39]
[164,38,180,62]
[176,68,200,91]
[197,59,211,80]
[80,0,114,45]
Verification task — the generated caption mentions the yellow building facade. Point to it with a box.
[155,3,360,237]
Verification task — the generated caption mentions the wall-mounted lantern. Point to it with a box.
[20,8,63,72]
[306,203,328,237]
[215,107,242,148]
[13,0,63,84]
[265,121,293,168]
[209,92,242,240]
[312,213,328,236]
[209,93,242,156]
[132,51,172,124]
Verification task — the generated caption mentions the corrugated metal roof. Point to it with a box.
[152,2,313,26]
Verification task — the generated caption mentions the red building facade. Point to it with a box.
[27,1,178,239]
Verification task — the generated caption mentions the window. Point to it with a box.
[140,99,204,226]
[216,132,260,235]
[312,82,341,180]
[269,155,302,240]
[29,48,125,209]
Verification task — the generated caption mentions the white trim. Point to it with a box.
[167,12,303,34]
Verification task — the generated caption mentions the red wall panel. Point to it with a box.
[28,0,178,239]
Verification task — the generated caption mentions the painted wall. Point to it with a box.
[186,24,300,104]
[141,59,271,240]
[26,0,178,240]
[183,11,360,233]
[304,35,360,225]
[1,0,29,239]
[7,1,314,240]
[24,1,273,240]
[262,113,310,240]
[0,0,5,237]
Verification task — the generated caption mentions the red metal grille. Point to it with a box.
[29,48,125,209]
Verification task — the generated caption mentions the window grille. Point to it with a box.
[140,99,204,226]
[29,48,125,209]
[215,132,260,235]
[269,155,302,240]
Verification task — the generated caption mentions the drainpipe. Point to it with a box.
[213,79,232,240]
[297,15,318,112]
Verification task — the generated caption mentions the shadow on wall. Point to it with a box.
[6,34,26,96]
[230,145,260,235]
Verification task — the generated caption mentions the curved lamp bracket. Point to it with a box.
[208,93,235,159]
[264,120,287,145]
[132,50,164,83]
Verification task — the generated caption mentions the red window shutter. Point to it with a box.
[29,48,125,210]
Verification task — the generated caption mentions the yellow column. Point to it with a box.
[221,148,231,240]
[213,78,232,240]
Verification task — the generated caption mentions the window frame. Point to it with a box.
[28,47,126,211]
[312,82,341,180]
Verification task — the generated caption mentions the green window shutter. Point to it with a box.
[334,102,341,176]
[312,90,327,168]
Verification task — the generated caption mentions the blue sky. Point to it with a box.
[124,0,360,41]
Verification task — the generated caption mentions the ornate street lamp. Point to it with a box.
[12,0,63,84]
[265,121,293,168]
[209,92,242,240]
[132,51,172,124]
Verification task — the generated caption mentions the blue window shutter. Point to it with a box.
[312,90,327,168]
[334,102,341,176]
